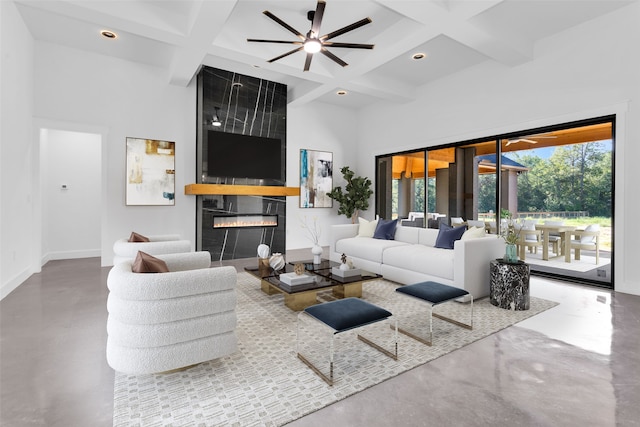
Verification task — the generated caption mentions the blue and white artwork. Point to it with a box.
[300,149,333,208]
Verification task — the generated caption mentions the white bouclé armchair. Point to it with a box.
[112,234,191,264]
[106,251,238,374]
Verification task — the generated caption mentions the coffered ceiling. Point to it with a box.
[14,0,633,109]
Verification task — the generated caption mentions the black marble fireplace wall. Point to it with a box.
[196,66,288,260]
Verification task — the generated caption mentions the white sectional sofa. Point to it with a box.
[330,223,505,299]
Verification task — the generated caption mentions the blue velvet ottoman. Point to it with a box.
[395,281,473,346]
[297,298,398,386]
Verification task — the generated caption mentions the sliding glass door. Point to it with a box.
[375,117,614,288]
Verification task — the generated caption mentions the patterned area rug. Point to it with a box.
[113,272,558,426]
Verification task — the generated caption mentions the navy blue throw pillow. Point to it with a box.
[373,218,398,240]
[434,223,466,249]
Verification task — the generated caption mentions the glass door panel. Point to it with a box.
[500,122,613,287]
[427,143,496,229]
[376,151,425,224]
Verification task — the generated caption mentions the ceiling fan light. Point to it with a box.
[304,39,322,53]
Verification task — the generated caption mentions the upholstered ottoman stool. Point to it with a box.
[395,281,473,346]
[297,298,398,386]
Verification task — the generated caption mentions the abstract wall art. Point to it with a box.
[300,149,333,208]
[126,137,175,206]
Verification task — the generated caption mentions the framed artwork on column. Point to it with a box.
[126,137,175,206]
[300,149,333,208]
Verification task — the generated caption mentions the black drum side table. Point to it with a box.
[489,259,530,310]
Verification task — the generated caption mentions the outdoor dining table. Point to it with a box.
[535,223,577,262]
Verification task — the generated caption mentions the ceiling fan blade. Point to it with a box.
[321,17,372,41]
[324,42,374,49]
[247,39,302,45]
[303,53,314,72]
[267,46,304,63]
[525,132,556,138]
[263,11,305,40]
[506,138,538,146]
[321,48,348,67]
[311,0,326,36]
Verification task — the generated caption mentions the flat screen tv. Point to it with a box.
[207,131,283,181]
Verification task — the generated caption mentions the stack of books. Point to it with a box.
[279,272,315,285]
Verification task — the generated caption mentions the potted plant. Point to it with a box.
[327,166,373,223]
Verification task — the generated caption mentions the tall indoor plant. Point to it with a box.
[327,166,373,223]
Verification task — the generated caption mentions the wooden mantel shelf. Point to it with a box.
[185,184,300,197]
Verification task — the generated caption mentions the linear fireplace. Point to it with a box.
[199,195,286,261]
[212,214,278,229]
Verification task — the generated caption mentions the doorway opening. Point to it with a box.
[39,128,102,265]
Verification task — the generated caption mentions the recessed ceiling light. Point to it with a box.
[100,30,117,39]
[336,90,347,96]
[411,52,427,60]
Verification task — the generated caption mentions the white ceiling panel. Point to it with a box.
[14,0,634,108]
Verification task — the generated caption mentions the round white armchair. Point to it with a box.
[112,234,191,264]
[106,251,238,374]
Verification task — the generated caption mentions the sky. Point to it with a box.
[507,139,613,160]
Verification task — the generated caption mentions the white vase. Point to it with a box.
[311,244,323,264]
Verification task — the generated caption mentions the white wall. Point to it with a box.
[41,129,101,262]
[286,101,359,249]
[357,3,640,295]
[0,1,35,299]
[33,42,197,266]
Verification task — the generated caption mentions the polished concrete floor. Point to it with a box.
[1,254,639,426]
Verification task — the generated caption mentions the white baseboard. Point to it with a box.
[41,249,101,265]
[1,267,33,301]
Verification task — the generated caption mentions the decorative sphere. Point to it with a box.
[269,253,285,271]
[294,263,305,275]
[257,244,270,259]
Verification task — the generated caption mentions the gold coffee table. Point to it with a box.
[245,259,381,311]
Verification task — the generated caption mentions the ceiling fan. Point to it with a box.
[505,133,557,146]
[247,0,374,71]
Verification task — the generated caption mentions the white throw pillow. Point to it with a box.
[461,226,486,240]
[358,217,378,237]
